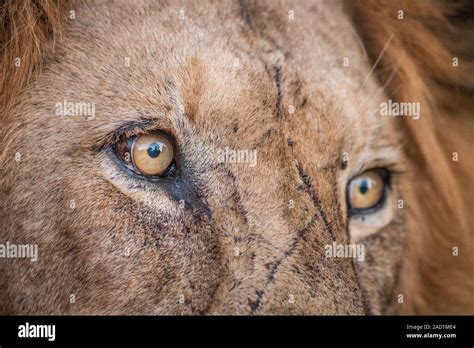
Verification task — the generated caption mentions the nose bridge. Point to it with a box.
[202,135,365,314]
[202,134,297,313]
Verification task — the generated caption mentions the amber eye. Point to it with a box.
[116,132,175,177]
[347,169,387,213]
[131,133,174,176]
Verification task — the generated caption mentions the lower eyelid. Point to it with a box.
[348,186,389,217]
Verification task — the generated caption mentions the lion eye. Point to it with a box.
[116,132,175,177]
[347,169,387,213]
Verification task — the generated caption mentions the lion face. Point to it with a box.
[0,1,409,314]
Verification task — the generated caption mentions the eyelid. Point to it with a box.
[91,117,177,153]
[348,167,394,187]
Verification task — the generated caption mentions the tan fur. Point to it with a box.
[351,0,474,314]
[0,0,472,314]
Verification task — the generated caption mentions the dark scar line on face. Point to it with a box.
[249,166,322,313]
[221,167,249,226]
[238,0,255,32]
[331,183,343,231]
[237,0,285,122]
[260,61,284,122]
[244,233,274,249]
[273,64,284,120]
[249,212,319,314]
[248,163,335,313]
[350,257,371,315]
[295,162,336,242]
[267,212,317,281]
[238,0,285,56]
[248,289,264,312]
[252,127,275,148]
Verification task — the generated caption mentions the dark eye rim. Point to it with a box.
[347,168,391,216]
[112,130,179,180]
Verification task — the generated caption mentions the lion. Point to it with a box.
[0,0,472,314]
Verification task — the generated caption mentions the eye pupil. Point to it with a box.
[147,143,162,158]
[359,180,369,194]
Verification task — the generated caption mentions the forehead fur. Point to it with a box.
[32,0,392,168]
